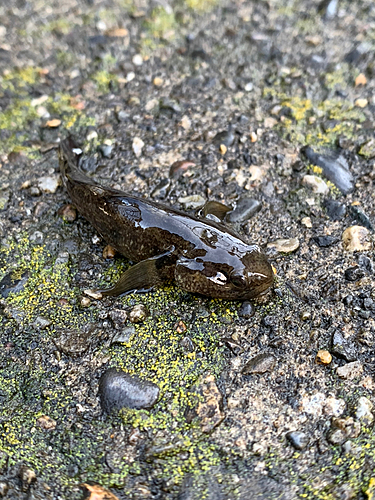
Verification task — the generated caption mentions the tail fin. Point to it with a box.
[59,136,94,187]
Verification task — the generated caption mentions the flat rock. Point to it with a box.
[312,235,339,247]
[267,238,299,254]
[196,374,225,433]
[336,361,363,379]
[53,324,96,357]
[302,146,354,194]
[38,175,60,193]
[242,353,276,375]
[99,368,159,412]
[342,225,371,251]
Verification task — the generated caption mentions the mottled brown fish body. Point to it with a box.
[59,137,274,299]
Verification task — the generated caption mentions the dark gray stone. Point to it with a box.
[286,431,309,450]
[227,198,262,223]
[312,235,339,247]
[344,266,365,282]
[302,147,354,194]
[99,144,113,158]
[213,125,235,147]
[323,199,346,220]
[238,301,255,319]
[331,331,357,362]
[99,368,159,412]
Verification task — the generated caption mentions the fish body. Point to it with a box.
[59,137,274,299]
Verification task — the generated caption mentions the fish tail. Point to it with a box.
[59,136,94,187]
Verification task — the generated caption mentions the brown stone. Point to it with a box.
[315,350,332,365]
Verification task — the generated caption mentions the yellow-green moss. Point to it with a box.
[0,233,242,491]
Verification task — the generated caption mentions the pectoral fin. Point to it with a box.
[98,248,176,297]
[200,201,232,222]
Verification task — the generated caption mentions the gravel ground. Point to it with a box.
[0,0,375,499]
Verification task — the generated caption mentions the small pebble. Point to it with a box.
[355,98,368,108]
[342,225,371,251]
[213,125,235,147]
[53,325,95,357]
[145,98,159,112]
[180,115,191,130]
[238,301,255,319]
[227,198,262,223]
[301,217,312,228]
[153,77,163,87]
[111,326,135,345]
[45,118,61,128]
[32,316,52,329]
[244,82,253,92]
[264,117,278,128]
[132,137,144,157]
[109,308,128,326]
[302,175,329,195]
[38,175,60,194]
[80,297,91,307]
[178,194,206,209]
[105,28,128,37]
[267,238,300,254]
[323,199,346,221]
[36,415,57,430]
[315,350,332,365]
[344,266,365,282]
[319,0,338,19]
[336,361,363,379]
[99,144,113,158]
[132,54,143,66]
[0,482,8,497]
[195,374,225,433]
[300,310,311,321]
[103,244,116,259]
[286,431,309,450]
[242,353,276,375]
[19,466,36,491]
[129,304,148,323]
[86,130,98,141]
[99,368,159,412]
[355,73,367,86]
[355,396,373,423]
[349,205,373,231]
[358,255,374,274]
[331,331,357,361]
[312,235,339,247]
[58,204,77,222]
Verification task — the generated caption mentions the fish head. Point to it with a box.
[175,246,274,300]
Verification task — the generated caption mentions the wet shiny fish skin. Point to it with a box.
[59,137,274,299]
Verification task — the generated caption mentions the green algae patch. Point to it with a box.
[0,92,95,156]
[0,67,43,94]
[145,6,177,40]
[185,0,220,12]
[91,70,119,94]
[0,232,243,493]
[263,86,366,146]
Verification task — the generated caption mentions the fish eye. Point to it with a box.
[230,272,246,288]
